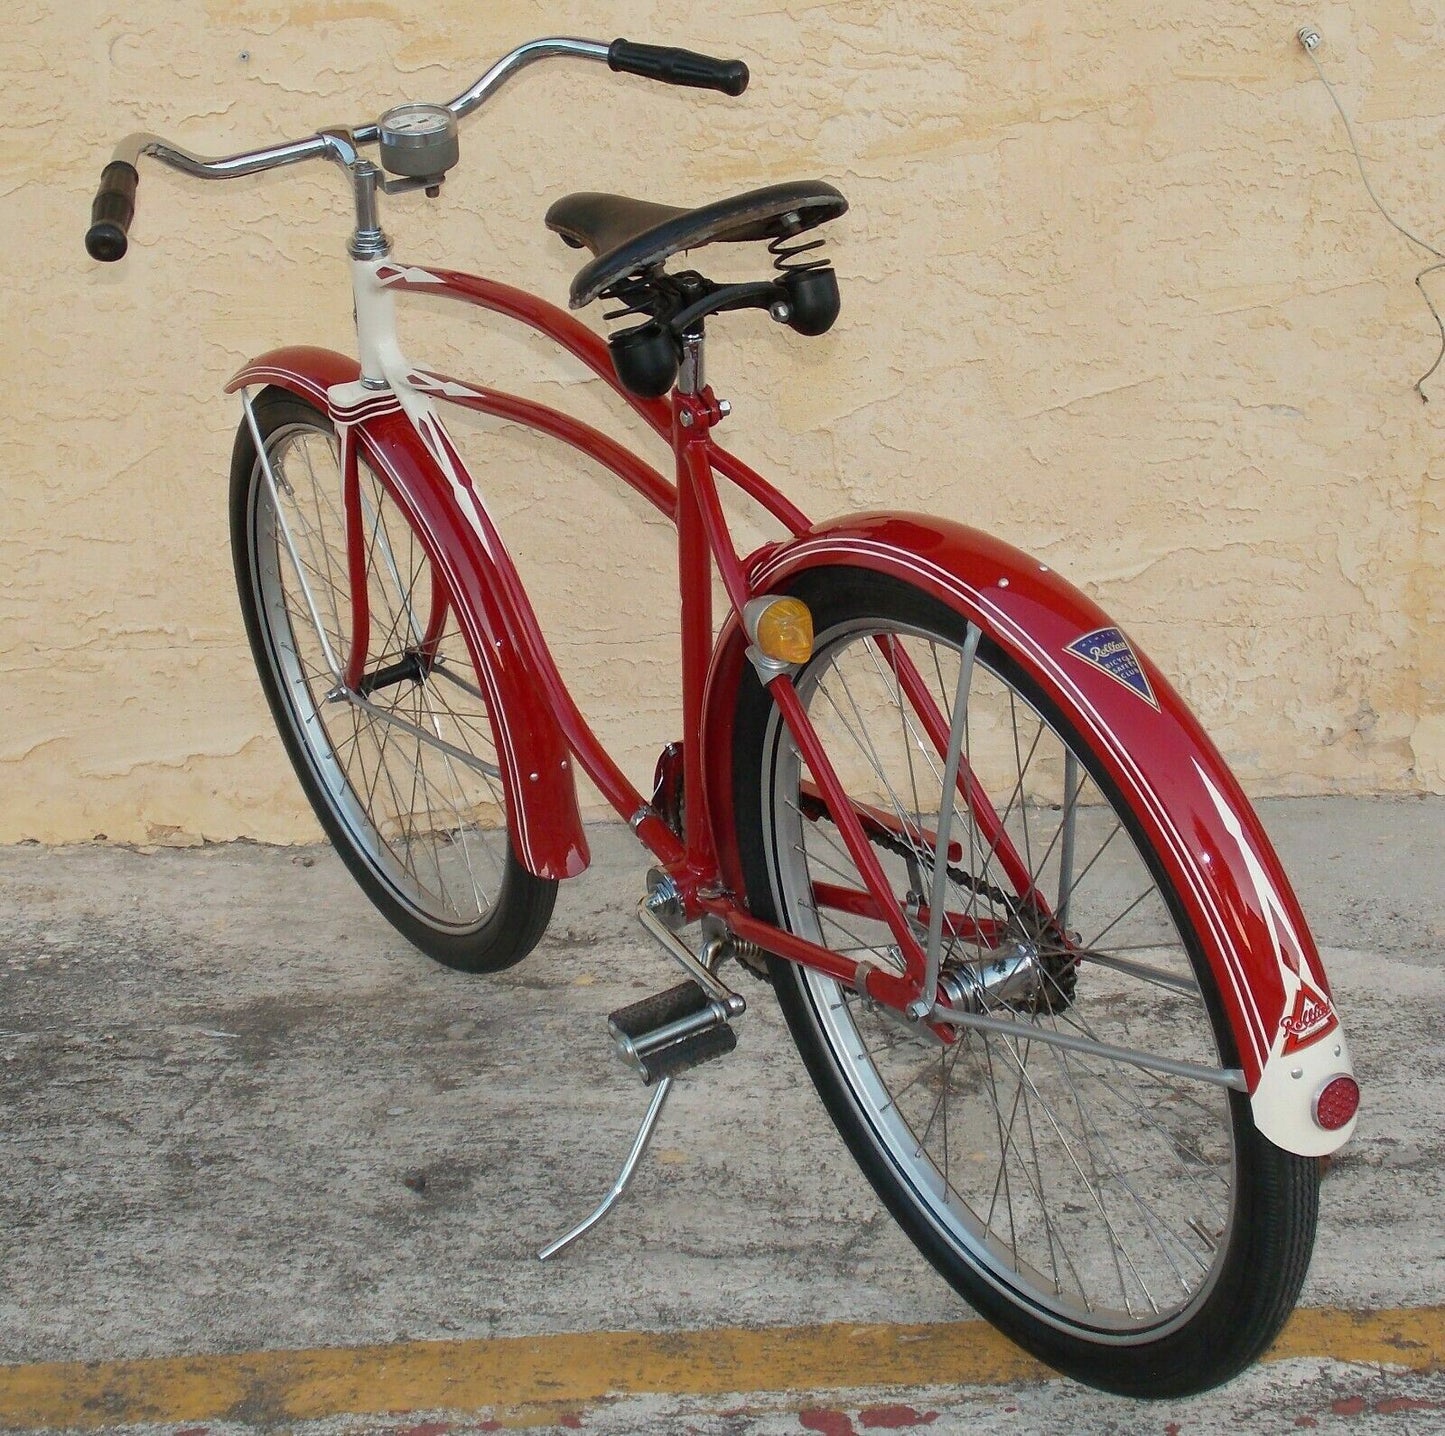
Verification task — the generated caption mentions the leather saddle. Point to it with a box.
[546,179,848,308]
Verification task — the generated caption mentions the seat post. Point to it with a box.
[677,331,705,395]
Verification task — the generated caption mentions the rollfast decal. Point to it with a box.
[1278,979,1338,1056]
[1064,627,1159,709]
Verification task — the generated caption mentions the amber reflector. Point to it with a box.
[754,597,814,664]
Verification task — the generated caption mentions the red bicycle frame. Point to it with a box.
[228,252,1356,1159]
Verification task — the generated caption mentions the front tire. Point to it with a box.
[231,389,556,973]
[732,566,1318,1397]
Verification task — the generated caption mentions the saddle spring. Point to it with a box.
[769,229,830,276]
[767,225,841,337]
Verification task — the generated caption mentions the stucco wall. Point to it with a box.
[5,1,1442,844]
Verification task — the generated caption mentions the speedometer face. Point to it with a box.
[381,103,452,136]
[377,103,459,179]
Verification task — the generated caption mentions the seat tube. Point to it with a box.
[674,333,716,870]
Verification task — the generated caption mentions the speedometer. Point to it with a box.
[377,103,459,181]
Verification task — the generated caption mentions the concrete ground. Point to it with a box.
[0,796,1441,1434]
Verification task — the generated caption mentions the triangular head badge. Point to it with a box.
[1065,627,1159,709]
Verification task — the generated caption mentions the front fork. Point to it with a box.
[242,385,453,705]
[339,427,372,692]
[334,422,452,695]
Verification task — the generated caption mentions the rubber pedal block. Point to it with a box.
[608,980,710,1041]
[638,1022,738,1085]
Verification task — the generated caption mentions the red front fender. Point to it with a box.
[701,511,1355,1156]
[227,346,589,881]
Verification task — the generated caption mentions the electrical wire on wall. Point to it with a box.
[1300,26,1444,401]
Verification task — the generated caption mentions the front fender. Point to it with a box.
[702,511,1355,1156]
[228,347,588,881]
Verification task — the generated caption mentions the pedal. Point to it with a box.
[608,980,738,1085]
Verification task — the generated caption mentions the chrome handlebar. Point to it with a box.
[87,34,748,263]
[105,37,611,180]
[87,37,622,262]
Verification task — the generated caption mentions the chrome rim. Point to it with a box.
[250,421,510,931]
[765,617,1239,1337]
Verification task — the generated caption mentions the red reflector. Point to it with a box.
[1312,1075,1360,1131]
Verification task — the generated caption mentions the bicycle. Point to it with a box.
[85,35,1360,1399]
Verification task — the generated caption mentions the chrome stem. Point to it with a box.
[677,332,706,396]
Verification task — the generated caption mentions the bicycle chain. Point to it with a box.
[807,801,1018,912]
[806,803,1078,1012]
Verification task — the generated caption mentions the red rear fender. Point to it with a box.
[702,512,1355,1156]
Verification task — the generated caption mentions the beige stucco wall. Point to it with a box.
[4,1,1442,844]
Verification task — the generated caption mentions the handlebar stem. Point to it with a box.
[318,128,363,169]
[316,128,390,259]
[348,164,388,260]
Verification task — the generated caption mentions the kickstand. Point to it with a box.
[537,1075,673,1261]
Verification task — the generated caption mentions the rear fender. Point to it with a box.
[701,512,1355,1156]
[228,346,588,880]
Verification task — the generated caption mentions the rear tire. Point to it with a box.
[732,565,1318,1396]
[231,389,555,973]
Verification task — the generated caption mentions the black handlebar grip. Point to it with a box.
[607,39,749,97]
[86,161,139,262]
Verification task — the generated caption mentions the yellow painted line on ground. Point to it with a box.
[1,1307,1439,1431]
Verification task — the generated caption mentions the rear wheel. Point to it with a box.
[231,389,555,972]
[733,566,1318,1397]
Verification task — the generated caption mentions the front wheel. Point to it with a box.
[732,567,1318,1397]
[231,389,556,973]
